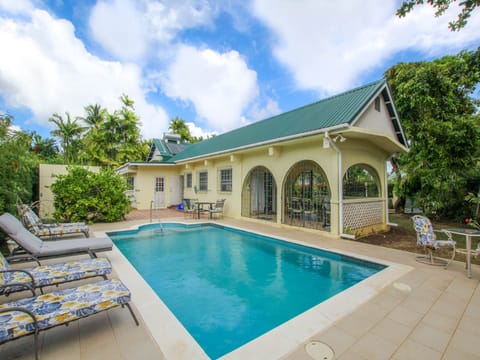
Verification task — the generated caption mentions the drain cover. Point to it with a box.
[305,340,335,360]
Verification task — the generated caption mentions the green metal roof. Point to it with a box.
[170,79,401,162]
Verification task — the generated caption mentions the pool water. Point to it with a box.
[109,223,385,359]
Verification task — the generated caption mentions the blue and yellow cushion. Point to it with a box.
[17,204,90,238]
[0,257,111,295]
[0,278,131,344]
[412,215,455,249]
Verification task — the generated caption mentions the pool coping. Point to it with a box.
[97,221,413,360]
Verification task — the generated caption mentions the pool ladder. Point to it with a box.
[150,200,164,233]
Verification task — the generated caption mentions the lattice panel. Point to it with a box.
[343,201,384,230]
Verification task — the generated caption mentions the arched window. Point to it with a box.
[343,164,380,198]
[283,160,330,230]
[241,166,277,221]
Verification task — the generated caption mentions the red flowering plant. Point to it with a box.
[464,217,480,231]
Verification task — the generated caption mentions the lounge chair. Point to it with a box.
[411,215,456,268]
[0,213,112,260]
[0,278,139,360]
[0,251,111,296]
[209,199,226,219]
[17,203,90,239]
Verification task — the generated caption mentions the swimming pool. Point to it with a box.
[109,223,386,359]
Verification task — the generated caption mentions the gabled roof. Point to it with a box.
[169,79,406,163]
[147,135,190,162]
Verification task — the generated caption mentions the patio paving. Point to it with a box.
[2,209,479,359]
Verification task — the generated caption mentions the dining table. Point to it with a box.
[443,228,480,278]
[195,201,216,219]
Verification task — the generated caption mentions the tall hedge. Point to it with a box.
[51,167,129,223]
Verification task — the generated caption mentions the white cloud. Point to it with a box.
[160,45,259,132]
[0,9,169,138]
[89,0,148,62]
[89,0,217,61]
[145,0,217,42]
[249,97,280,122]
[186,121,216,139]
[0,0,34,15]
[251,0,480,94]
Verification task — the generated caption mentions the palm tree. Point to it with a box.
[30,132,58,160]
[49,112,86,164]
[169,116,193,142]
[81,104,106,130]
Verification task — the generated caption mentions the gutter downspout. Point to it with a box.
[386,154,398,227]
[325,132,348,238]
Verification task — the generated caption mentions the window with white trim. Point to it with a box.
[126,176,134,190]
[198,171,208,192]
[219,168,232,192]
[186,173,192,188]
[155,177,164,192]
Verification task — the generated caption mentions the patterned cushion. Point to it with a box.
[0,278,131,344]
[412,215,455,249]
[0,258,111,294]
[17,204,90,238]
[412,216,436,246]
[0,252,10,271]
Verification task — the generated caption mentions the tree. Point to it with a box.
[80,104,106,130]
[49,112,86,164]
[385,49,480,218]
[80,96,149,167]
[397,0,479,31]
[50,167,130,222]
[0,114,38,214]
[30,132,59,161]
[169,116,193,142]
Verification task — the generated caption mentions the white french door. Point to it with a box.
[153,176,165,208]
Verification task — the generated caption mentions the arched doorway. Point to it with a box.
[342,164,383,232]
[242,166,277,221]
[283,160,331,230]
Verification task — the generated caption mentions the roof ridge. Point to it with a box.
[168,78,390,162]
[198,79,386,139]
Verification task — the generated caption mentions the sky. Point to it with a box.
[0,0,479,141]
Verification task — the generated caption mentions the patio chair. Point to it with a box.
[0,251,111,296]
[0,213,112,260]
[287,197,303,220]
[209,199,226,219]
[0,278,139,360]
[411,215,456,268]
[16,203,90,239]
[183,198,198,219]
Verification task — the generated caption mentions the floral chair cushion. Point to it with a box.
[17,204,90,238]
[0,278,131,344]
[0,255,111,295]
[411,215,455,249]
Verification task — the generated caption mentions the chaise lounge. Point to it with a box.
[17,203,90,239]
[0,213,112,260]
[0,278,139,360]
[0,251,112,296]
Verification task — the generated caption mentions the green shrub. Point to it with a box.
[51,167,129,223]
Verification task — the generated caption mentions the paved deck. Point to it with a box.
[2,210,479,359]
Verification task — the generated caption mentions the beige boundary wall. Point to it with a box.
[38,164,100,218]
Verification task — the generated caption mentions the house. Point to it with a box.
[117,79,408,237]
